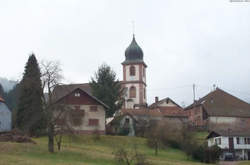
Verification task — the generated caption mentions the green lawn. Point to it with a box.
[239,161,250,165]
[0,135,208,165]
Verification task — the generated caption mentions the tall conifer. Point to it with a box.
[16,54,46,136]
[90,64,124,118]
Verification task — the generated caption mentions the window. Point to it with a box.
[90,106,98,112]
[125,118,130,124]
[215,138,221,145]
[88,119,99,126]
[244,138,250,144]
[144,88,146,99]
[130,66,135,76]
[75,92,80,97]
[143,68,145,77]
[239,137,244,144]
[237,137,240,144]
[129,86,136,98]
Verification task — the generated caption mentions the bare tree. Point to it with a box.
[113,144,150,165]
[40,60,73,153]
[146,128,162,155]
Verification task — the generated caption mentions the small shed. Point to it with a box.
[0,97,11,132]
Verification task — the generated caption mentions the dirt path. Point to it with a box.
[219,161,239,165]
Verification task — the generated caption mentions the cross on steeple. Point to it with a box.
[132,20,135,37]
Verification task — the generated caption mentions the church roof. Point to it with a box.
[122,35,145,65]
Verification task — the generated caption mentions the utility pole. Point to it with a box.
[193,84,196,102]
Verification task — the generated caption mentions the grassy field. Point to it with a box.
[0,135,209,165]
[240,162,250,165]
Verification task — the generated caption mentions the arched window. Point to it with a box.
[129,86,136,98]
[130,66,135,76]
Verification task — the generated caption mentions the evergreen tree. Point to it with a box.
[5,83,21,128]
[90,64,124,118]
[5,83,20,111]
[0,83,4,98]
[16,54,46,136]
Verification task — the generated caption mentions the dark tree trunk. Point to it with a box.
[155,141,158,156]
[48,123,54,153]
[56,135,62,151]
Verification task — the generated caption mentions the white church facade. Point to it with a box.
[121,35,147,109]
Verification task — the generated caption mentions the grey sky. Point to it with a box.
[1,0,250,106]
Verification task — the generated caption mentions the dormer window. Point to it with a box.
[75,92,80,97]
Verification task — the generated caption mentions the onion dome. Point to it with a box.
[122,35,145,65]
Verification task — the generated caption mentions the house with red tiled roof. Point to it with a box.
[185,88,250,131]
[52,85,108,134]
[107,97,188,136]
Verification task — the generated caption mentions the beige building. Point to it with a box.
[53,84,108,134]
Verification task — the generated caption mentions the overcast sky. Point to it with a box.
[1,0,250,106]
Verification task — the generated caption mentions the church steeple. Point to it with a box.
[123,35,144,64]
[122,35,147,109]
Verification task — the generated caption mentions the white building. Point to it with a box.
[121,35,147,109]
[207,130,250,160]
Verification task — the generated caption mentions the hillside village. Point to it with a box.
[1,34,250,165]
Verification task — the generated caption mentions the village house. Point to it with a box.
[108,97,188,136]
[207,130,250,160]
[52,84,108,134]
[0,96,11,132]
[185,88,250,131]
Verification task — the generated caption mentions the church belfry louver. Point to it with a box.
[122,35,147,109]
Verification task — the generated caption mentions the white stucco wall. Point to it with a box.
[124,83,140,104]
[208,136,250,149]
[125,65,140,81]
[208,136,250,160]
[58,105,106,132]
[123,64,147,108]
[208,136,229,149]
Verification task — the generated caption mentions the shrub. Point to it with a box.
[192,145,205,161]
[113,145,150,165]
[203,145,222,163]
[191,144,222,163]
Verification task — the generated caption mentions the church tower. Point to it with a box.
[122,35,147,109]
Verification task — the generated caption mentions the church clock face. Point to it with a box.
[122,35,147,109]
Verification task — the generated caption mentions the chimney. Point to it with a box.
[155,96,159,103]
